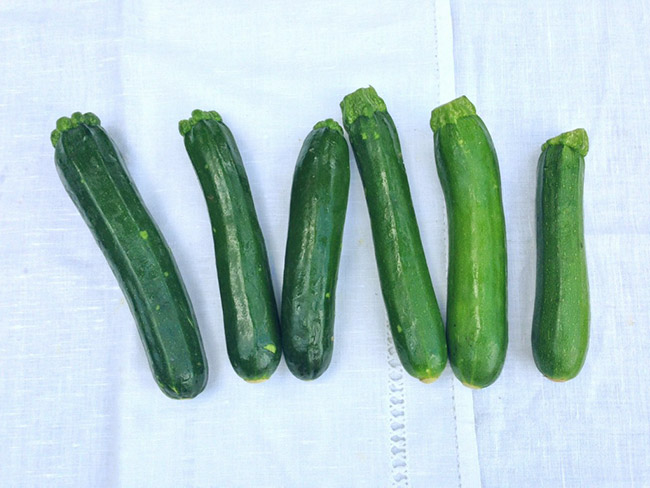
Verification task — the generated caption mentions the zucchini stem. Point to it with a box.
[429,96,476,132]
[313,118,343,136]
[340,86,387,130]
[50,112,101,147]
[542,128,589,157]
[178,109,222,136]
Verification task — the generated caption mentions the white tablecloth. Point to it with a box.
[1,1,648,486]
[450,2,650,486]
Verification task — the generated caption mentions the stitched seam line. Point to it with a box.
[451,378,462,488]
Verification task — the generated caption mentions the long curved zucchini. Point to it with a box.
[532,129,590,381]
[341,87,447,383]
[281,119,350,380]
[179,110,281,382]
[52,112,208,399]
[430,96,508,388]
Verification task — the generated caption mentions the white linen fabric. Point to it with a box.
[451,1,650,486]
[1,1,463,486]
[1,0,649,486]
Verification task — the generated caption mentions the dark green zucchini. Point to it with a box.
[532,129,590,381]
[430,96,508,389]
[341,87,447,383]
[179,110,281,382]
[281,119,350,380]
[52,112,207,399]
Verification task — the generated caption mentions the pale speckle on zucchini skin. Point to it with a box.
[139,230,149,240]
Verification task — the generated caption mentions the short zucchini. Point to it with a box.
[532,129,590,381]
[430,96,508,389]
[341,87,447,383]
[281,119,350,380]
[180,110,281,382]
[52,112,208,399]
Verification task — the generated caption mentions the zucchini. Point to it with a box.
[179,110,281,382]
[341,87,447,383]
[51,112,208,399]
[532,129,590,381]
[430,96,508,388]
[281,119,350,380]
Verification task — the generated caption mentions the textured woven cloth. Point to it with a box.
[450,1,650,486]
[2,1,649,486]
[1,1,462,486]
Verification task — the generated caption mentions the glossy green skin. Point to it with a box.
[183,119,281,382]
[281,126,350,380]
[54,124,207,399]
[532,144,589,381]
[346,112,447,381]
[434,115,508,388]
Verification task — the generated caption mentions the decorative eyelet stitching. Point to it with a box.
[387,325,409,487]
